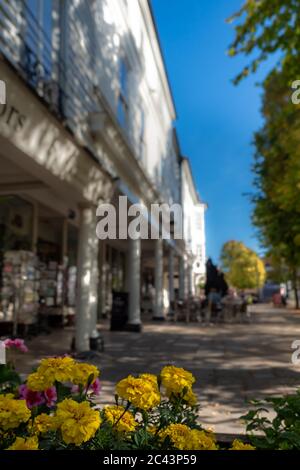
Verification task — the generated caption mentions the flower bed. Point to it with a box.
[0,338,256,450]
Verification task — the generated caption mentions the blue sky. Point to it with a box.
[152,0,276,263]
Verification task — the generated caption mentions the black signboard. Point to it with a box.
[110,291,129,331]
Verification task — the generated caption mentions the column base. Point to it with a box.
[125,323,142,332]
[90,335,105,352]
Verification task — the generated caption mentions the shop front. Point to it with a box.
[0,58,113,349]
[0,193,79,335]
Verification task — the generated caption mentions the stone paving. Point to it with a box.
[15,304,300,434]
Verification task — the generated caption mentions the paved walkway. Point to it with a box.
[14,305,300,434]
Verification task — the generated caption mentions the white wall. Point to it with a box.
[181,159,206,286]
[62,0,180,205]
[0,0,182,206]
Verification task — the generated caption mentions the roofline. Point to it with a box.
[172,127,181,160]
[146,0,178,119]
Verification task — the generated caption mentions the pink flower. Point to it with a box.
[71,384,80,394]
[90,378,101,396]
[70,379,101,396]
[44,386,57,408]
[4,338,28,353]
[14,339,28,352]
[3,339,14,348]
[19,384,45,408]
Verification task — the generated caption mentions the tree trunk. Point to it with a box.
[294,286,299,310]
[292,268,299,309]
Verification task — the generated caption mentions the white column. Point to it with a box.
[168,248,175,307]
[89,238,99,338]
[98,241,106,317]
[154,238,164,319]
[75,205,99,352]
[127,237,141,329]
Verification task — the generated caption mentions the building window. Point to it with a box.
[117,58,129,130]
[25,0,53,54]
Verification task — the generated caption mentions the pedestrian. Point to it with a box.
[206,288,221,324]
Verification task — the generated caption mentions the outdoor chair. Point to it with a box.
[188,298,202,322]
[174,300,190,323]
[222,304,233,323]
[238,302,251,323]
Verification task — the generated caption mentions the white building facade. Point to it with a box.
[0,0,206,351]
[181,158,207,296]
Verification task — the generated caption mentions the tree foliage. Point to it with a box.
[251,69,300,306]
[220,240,266,289]
[228,1,300,306]
[227,0,300,84]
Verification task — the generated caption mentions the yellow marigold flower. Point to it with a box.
[0,430,10,440]
[72,363,100,386]
[160,366,195,395]
[116,375,160,410]
[139,373,158,386]
[159,423,191,450]
[32,413,57,434]
[189,429,218,450]
[147,425,158,435]
[230,439,255,450]
[38,356,75,383]
[160,425,216,450]
[27,371,53,392]
[104,405,137,433]
[182,388,198,406]
[7,436,39,450]
[0,394,31,430]
[55,398,101,446]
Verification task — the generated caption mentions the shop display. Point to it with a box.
[38,260,77,322]
[39,260,59,308]
[0,197,79,334]
[0,250,39,325]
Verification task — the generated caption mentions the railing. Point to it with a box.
[0,0,98,132]
[0,0,62,117]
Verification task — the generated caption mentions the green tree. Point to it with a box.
[227,2,300,307]
[251,70,300,307]
[220,240,266,289]
[227,0,300,84]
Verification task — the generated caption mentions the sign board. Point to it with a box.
[0,341,6,364]
[110,291,129,331]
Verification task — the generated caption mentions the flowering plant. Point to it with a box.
[241,390,300,450]
[0,340,254,450]
[0,338,26,394]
